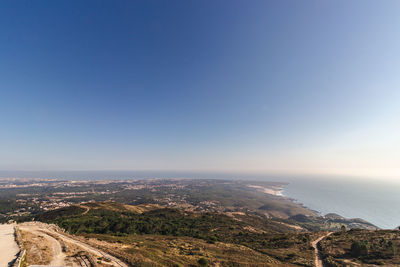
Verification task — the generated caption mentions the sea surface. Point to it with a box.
[281,177,400,229]
[1,170,399,229]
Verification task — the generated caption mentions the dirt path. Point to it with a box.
[44,230,66,266]
[80,205,90,215]
[46,228,128,267]
[0,224,19,267]
[18,225,67,266]
[311,232,332,267]
[19,222,128,267]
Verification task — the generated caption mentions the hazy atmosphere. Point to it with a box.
[2,2,400,266]
[1,1,399,179]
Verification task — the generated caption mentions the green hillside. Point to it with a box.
[35,202,320,266]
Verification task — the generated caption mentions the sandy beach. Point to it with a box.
[247,185,284,196]
[0,224,19,267]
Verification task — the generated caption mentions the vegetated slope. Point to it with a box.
[319,229,400,266]
[287,213,377,232]
[35,202,319,266]
[0,199,24,223]
[84,233,283,266]
[35,202,300,241]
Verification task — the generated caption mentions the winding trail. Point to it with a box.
[46,228,128,267]
[80,205,90,215]
[44,231,65,266]
[18,225,67,266]
[19,222,128,267]
[311,232,333,267]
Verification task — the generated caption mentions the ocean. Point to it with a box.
[281,177,400,229]
[1,170,399,229]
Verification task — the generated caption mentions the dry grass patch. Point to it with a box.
[82,233,289,266]
[20,230,53,266]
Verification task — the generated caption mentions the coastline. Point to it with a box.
[281,179,395,229]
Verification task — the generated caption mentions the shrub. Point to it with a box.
[350,241,368,257]
[198,257,208,266]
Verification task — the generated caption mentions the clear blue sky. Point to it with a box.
[1,1,399,178]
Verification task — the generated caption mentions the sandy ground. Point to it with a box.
[0,224,19,267]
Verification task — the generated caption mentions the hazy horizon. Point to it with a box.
[0,169,398,184]
[1,1,399,179]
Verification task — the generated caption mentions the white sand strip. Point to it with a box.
[247,184,283,196]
